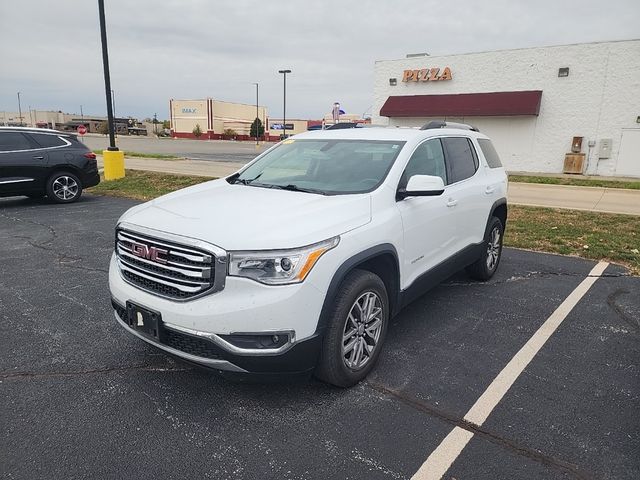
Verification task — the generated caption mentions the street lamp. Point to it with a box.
[252,82,259,145]
[17,92,23,126]
[98,0,124,179]
[278,69,291,140]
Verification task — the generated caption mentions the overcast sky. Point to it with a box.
[1,0,638,121]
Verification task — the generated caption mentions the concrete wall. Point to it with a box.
[373,40,640,176]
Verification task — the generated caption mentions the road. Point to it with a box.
[83,134,264,162]
[1,194,639,480]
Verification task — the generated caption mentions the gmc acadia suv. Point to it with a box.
[109,122,507,387]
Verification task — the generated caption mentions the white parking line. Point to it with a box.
[412,261,609,480]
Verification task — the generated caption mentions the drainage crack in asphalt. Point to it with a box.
[606,289,640,333]
[10,234,108,274]
[0,364,192,380]
[1,212,57,245]
[365,382,593,480]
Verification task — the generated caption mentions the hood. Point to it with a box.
[120,179,371,250]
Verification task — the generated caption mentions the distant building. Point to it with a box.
[169,99,267,140]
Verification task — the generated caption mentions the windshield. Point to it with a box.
[231,139,405,195]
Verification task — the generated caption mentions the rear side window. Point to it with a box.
[0,132,33,151]
[30,133,67,148]
[478,139,503,168]
[442,137,478,184]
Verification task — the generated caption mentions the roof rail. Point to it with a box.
[420,121,479,132]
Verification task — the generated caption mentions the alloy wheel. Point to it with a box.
[486,226,501,271]
[342,291,384,370]
[52,176,79,201]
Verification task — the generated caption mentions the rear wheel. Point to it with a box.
[46,172,82,203]
[466,216,504,281]
[315,269,389,387]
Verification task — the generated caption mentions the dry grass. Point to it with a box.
[88,170,214,201]
[509,175,640,190]
[506,205,639,274]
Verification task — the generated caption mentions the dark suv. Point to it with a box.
[0,127,100,203]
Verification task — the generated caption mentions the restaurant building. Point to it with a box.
[373,40,640,177]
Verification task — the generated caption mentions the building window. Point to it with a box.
[558,67,570,77]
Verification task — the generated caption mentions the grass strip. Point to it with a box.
[93,150,179,160]
[88,170,213,201]
[506,205,639,274]
[88,171,639,274]
[509,174,640,190]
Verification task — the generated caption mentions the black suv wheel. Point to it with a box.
[46,171,83,203]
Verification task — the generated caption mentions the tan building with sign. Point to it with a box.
[169,99,267,140]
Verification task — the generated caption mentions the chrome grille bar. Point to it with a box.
[115,223,227,301]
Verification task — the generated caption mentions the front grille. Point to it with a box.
[116,228,218,300]
[162,329,223,359]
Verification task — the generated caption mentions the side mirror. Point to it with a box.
[397,174,445,200]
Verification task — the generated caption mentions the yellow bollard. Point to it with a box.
[103,149,125,180]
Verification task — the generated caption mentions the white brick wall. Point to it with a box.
[373,40,640,176]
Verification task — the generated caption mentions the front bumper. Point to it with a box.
[109,253,325,374]
[112,298,321,374]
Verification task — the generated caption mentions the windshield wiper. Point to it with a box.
[272,184,326,195]
[229,172,263,185]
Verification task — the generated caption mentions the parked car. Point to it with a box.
[0,127,99,203]
[109,122,507,386]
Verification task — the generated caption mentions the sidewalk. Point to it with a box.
[508,182,640,215]
[97,156,640,215]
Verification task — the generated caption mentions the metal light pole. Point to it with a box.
[98,0,117,149]
[98,0,124,179]
[278,69,291,139]
[17,92,23,126]
[252,82,259,145]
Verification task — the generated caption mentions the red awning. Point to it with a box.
[380,90,542,117]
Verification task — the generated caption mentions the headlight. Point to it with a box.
[229,236,339,285]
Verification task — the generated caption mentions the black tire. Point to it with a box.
[466,216,504,281]
[46,171,83,204]
[315,269,389,387]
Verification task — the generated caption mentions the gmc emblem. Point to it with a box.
[130,242,168,264]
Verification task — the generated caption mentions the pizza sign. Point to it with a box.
[402,67,452,82]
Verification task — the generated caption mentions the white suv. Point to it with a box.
[109,122,507,387]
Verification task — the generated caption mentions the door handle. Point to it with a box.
[33,156,45,160]
[446,198,458,207]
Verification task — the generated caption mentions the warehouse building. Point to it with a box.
[373,39,640,177]
[169,99,267,140]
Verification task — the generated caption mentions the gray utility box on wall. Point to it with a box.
[599,139,612,159]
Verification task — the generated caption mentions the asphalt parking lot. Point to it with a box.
[1,194,639,480]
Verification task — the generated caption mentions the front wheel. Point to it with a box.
[46,172,83,204]
[315,269,389,387]
[466,216,504,281]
